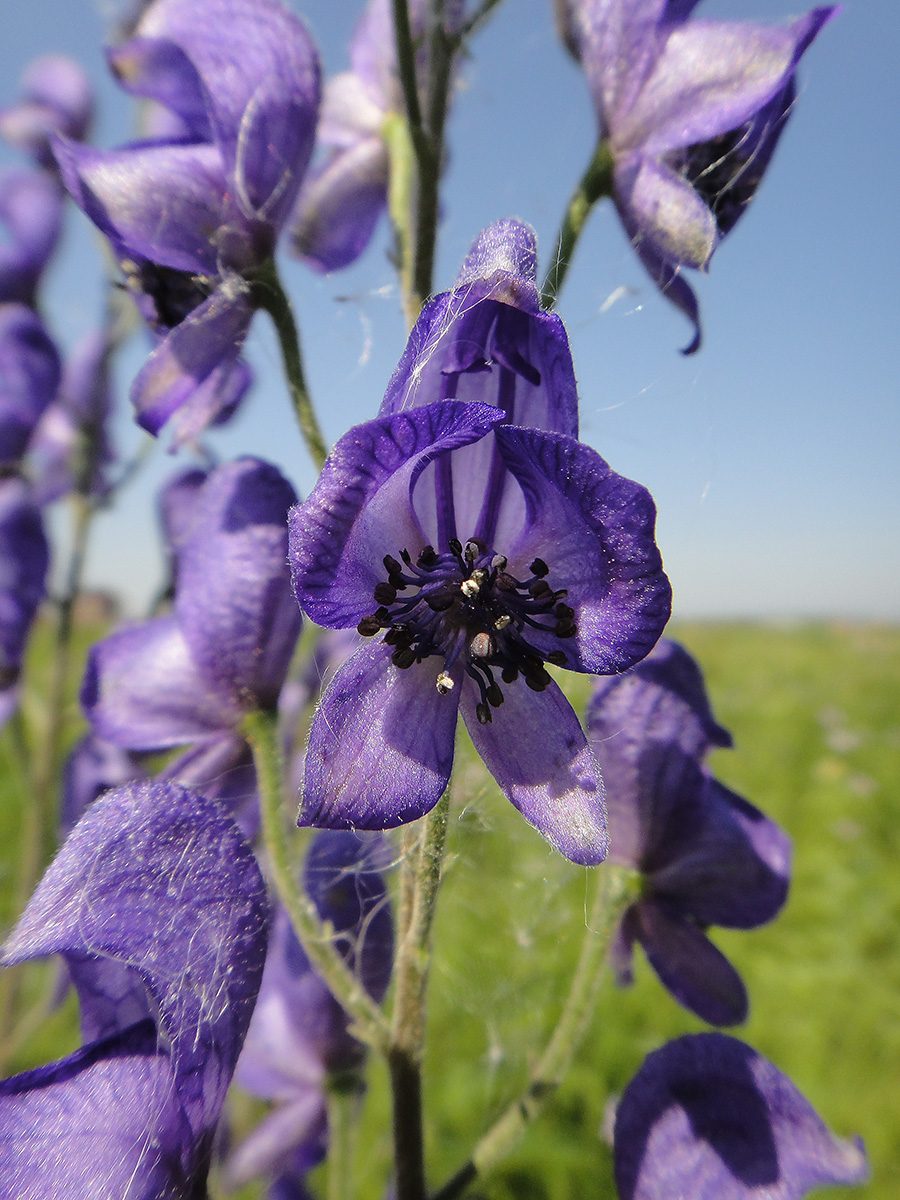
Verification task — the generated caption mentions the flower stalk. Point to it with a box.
[390,793,450,1200]
[540,139,615,310]
[243,707,391,1054]
[250,260,328,470]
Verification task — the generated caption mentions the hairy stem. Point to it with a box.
[389,0,457,324]
[540,139,616,310]
[432,863,640,1200]
[390,794,450,1200]
[243,708,390,1054]
[251,260,328,470]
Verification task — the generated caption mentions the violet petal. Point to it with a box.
[300,641,458,830]
[615,1033,869,1199]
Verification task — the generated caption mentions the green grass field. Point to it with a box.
[1,621,897,1198]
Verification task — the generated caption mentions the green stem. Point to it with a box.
[243,708,390,1053]
[390,794,450,1200]
[540,140,616,310]
[432,863,640,1200]
[388,0,457,325]
[32,494,94,869]
[326,1071,365,1200]
[251,260,328,470]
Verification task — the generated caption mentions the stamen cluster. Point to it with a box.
[357,537,575,724]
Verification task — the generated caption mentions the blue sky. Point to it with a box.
[3,0,898,619]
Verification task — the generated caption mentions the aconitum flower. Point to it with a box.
[614,1034,869,1199]
[29,328,117,504]
[0,780,269,1199]
[82,457,302,822]
[0,303,61,466]
[292,0,459,271]
[0,478,49,728]
[289,225,670,865]
[558,0,836,351]
[54,0,320,443]
[586,639,790,1025]
[228,831,393,1194]
[0,171,63,305]
[0,54,92,169]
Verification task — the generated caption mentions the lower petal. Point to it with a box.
[634,898,747,1026]
[300,642,459,830]
[460,675,608,866]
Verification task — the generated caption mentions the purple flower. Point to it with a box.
[586,639,790,1025]
[0,170,63,305]
[29,328,117,504]
[82,457,302,825]
[0,54,93,169]
[0,780,269,1199]
[0,302,61,465]
[291,0,460,271]
[54,0,320,443]
[0,477,49,728]
[228,831,393,1193]
[614,1034,869,1199]
[559,0,836,351]
[58,732,144,838]
[289,223,670,865]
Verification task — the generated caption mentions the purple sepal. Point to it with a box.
[130,279,253,441]
[300,640,459,830]
[174,457,301,709]
[0,1019,195,1200]
[0,303,61,465]
[2,780,269,1143]
[614,1034,869,1199]
[461,675,607,866]
[291,137,388,272]
[81,614,245,749]
[568,1,837,349]
[289,400,505,628]
[381,220,579,439]
[83,458,302,751]
[0,171,63,304]
[161,735,260,843]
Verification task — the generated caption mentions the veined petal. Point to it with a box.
[380,220,579,439]
[461,675,607,865]
[619,18,831,154]
[134,0,320,225]
[81,615,243,749]
[616,153,718,270]
[2,781,269,1138]
[288,401,503,628]
[291,137,388,272]
[632,898,748,1026]
[300,641,458,830]
[130,277,252,436]
[492,425,671,675]
[175,457,301,708]
[54,137,228,274]
[615,1034,869,1199]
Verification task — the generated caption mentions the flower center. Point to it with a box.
[357,538,576,724]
